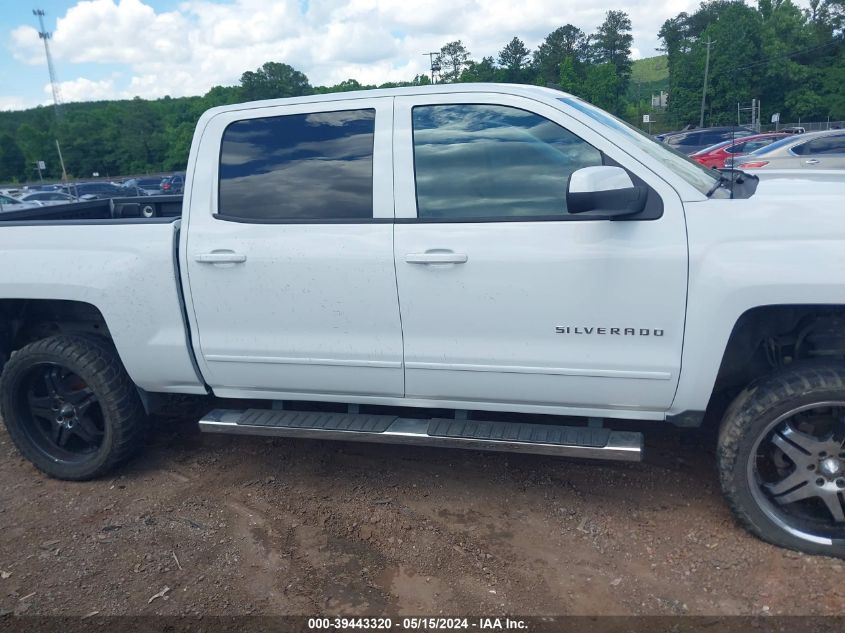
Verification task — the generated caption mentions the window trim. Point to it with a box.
[408,102,662,223]
[215,107,377,224]
[212,213,393,225]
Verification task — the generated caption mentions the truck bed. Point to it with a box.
[0,208,204,394]
[0,195,182,223]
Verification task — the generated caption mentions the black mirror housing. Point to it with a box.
[567,184,649,217]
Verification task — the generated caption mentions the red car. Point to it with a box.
[690,133,791,169]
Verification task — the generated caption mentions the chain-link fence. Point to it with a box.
[761,120,845,132]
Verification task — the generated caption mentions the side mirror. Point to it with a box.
[566,166,648,218]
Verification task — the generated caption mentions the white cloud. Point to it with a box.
[51,77,117,102]
[8,0,710,105]
[0,96,29,112]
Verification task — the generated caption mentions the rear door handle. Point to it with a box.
[195,252,247,264]
[405,252,468,265]
[804,159,820,165]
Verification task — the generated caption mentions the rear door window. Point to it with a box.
[219,109,376,222]
[805,134,845,155]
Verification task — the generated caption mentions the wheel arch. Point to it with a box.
[0,299,113,373]
[698,304,845,426]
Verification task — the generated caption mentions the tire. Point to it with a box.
[0,335,146,480]
[718,361,845,558]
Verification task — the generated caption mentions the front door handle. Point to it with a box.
[405,252,468,265]
[804,159,820,165]
[195,252,247,264]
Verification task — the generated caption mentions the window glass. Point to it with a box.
[219,109,375,221]
[806,135,845,154]
[740,139,774,153]
[701,131,727,145]
[791,141,811,155]
[412,104,602,219]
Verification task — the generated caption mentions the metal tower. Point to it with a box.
[33,9,62,117]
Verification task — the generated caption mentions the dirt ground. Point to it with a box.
[0,410,843,618]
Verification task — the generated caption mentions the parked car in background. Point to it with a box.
[780,126,806,135]
[0,193,42,212]
[122,177,164,196]
[731,129,845,170]
[16,191,78,206]
[690,133,791,169]
[160,174,184,194]
[662,126,756,154]
[62,182,131,199]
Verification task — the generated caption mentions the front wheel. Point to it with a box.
[0,335,146,480]
[719,362,845,557]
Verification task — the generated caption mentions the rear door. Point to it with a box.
[183,98,404,399]
[392,93,688,414]
[799,133,845,169]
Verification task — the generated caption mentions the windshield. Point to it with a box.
[558,96,719,195]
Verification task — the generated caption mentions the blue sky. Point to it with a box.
[2,0,184,109]
[1,0,743,111]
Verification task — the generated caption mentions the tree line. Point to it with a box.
[1,1,843,183]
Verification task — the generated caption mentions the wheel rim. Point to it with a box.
[15,362,105,464]
[747,401,845,546]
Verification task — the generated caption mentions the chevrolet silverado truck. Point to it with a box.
[1,84,844,558]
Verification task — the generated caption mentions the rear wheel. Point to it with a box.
[0,335,146,480]
[719,362,845,557]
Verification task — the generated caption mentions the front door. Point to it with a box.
[392,94,688,413]
[183,98,404,399]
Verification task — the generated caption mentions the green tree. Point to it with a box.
[558,56,581,94]
[656,1,838,125]
[16,123,52,175]
[0,134,27,182]
[533,25,589,86]
[590,10,633,109]
[583,63,620,111]
[460,56,500,82]
[498,37,531,82]
[436,41,472,82]
[239,62,311,101]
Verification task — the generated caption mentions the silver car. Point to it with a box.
[17,191,77,206]
[730,129,845,170]
[0,194,43,212]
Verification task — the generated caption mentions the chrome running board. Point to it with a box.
[198,409,643,462]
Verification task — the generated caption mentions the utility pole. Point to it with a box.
[422,52,441,84]
[699,37,714,129]
[33,9,62,118]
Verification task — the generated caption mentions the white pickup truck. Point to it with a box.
[1,84,844,558]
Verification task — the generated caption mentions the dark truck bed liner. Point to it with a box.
[0,195,182,223]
